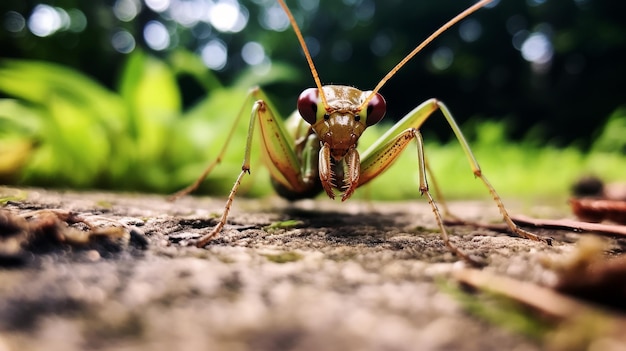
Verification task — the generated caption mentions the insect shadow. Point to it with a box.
[281,207,401,230]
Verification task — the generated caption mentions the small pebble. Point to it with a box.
[85,250,101,261]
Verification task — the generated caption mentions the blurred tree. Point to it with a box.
[1,0,625,147]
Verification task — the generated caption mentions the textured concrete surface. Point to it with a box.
[0,187,590,351]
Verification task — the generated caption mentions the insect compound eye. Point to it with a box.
[364,92,386,126]
[297,88,322,125]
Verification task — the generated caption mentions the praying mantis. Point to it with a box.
[172,0,550,263]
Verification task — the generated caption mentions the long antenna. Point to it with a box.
[358,0,494,111]
[277,0,330,111]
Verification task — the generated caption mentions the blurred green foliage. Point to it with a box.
[0,51,298,196]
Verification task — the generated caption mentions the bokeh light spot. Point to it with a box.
[67,9,87,32]
[298,0,320,12]
[201,39,228,70]
[28,4,63,37]
[209,0,246,33]
[114,0,140,22]
[459,19,482,43]
[241,41,265,65]
[3,11,26,33]
[431,46,454,71]
[521,32,553,64]
[355,0,375,22]
[112,30,136,53]
[145,0,170,13]
[260,4,290,32]
[144,20,170,51]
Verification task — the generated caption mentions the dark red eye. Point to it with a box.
[365,92,386,126]
[297,88,320,125]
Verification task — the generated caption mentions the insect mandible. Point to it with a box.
[171,0,550,263]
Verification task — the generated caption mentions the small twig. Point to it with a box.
[511,215,626,238]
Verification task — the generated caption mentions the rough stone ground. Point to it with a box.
[0,187,616,351]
